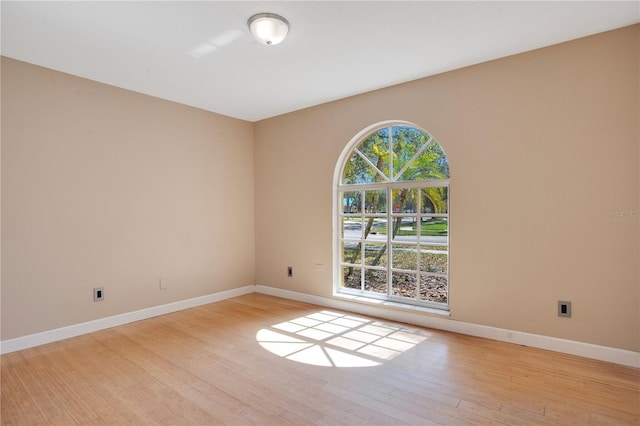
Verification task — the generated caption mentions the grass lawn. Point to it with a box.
[374,218,447,237]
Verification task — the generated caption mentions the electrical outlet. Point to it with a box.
[287,266,293,277]
[94,287,104,302]
[558,301,571,318]
[159,279,167,291]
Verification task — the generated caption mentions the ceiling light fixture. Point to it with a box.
[248,13,289,46]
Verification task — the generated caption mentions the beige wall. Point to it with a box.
[1,58,255,339]
[2,26,638,352]
[254,25,639,351]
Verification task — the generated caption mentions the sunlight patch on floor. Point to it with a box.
[256,310,430,367]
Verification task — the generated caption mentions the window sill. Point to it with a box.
[332,291,451,317]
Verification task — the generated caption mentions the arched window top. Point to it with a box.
[342,124,449,185]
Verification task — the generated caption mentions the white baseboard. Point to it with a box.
[3,283,638,368]
[255,285,640,368]
[0,285,255,355]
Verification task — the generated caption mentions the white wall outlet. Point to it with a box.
[94,287,104,302]
[558,301,571,318]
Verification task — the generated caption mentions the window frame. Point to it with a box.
[333,121,450,311]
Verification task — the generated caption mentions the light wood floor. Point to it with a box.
[2,293,638,425]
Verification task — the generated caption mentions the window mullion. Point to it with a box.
[416,192,421,301]
[388,127,394,181]
[386,187,392,298]
[393,135,433,181]
[360,191,365,291]
[340,179,449,192]
[355,149,387,182]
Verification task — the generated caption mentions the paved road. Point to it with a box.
[342,224,447,245]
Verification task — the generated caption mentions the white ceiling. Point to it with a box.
[2,1,639,122]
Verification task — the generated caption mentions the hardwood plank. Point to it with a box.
[2,293,638,425]
[1,353,49,425]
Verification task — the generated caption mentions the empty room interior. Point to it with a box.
[1,1,639,425]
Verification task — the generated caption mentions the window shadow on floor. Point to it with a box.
[256,310,430,367]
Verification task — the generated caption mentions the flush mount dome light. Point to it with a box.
[248,13,289,45]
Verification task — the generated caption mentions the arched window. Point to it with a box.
[334,122,450,309]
